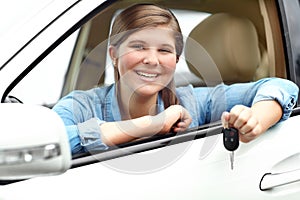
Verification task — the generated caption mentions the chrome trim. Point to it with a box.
[0,143,61,165]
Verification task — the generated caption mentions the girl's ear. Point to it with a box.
[109,45,117,62]
[176,55,180,63]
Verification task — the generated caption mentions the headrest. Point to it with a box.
[185,13,261,84]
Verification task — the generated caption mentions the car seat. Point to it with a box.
[184,13,269,85]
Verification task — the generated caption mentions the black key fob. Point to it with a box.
[222,127,239,151]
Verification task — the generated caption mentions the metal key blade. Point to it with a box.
[230,151,234,170]
[223,127,239,170]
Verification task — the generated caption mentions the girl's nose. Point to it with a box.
[142,49,159,66]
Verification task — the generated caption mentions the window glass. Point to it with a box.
[9,30,79,106]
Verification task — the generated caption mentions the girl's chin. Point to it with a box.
[133,85,163,96]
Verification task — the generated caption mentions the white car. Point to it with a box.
[1,0,300,199]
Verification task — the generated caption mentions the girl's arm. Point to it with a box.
[100,105,192,146]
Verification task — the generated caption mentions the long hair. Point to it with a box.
[109,3,183,108]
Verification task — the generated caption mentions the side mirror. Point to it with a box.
[0,103,71,180]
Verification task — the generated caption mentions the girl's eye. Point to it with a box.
[159,48,173,53]
[131,44,145,50]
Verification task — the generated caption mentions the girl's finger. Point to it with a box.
[221,111,230,128]
[228,105,246,125]
[233,108,251,129]
[239,116,258,134]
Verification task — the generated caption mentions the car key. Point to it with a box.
[222,127,239,170]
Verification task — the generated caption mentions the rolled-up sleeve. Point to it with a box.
[55,114,109,155]
[52,89,109,155]
[77,118,108,153]
[205,78,299,124]
[252,78,299,121]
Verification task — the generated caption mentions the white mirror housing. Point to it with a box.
[0,103,71,180]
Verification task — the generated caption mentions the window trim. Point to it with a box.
[71,121,223,169]
[276,0,300,99]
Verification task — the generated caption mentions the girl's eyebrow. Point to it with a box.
[128,40,146,44]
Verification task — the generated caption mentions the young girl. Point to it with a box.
[53,3,298,155]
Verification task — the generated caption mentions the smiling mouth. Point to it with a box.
[136,71,159,78]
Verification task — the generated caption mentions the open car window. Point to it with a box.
[9,0,287,104]
[5,0,289,160]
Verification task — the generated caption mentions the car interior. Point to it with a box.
[5,0,287,107]
[1,1,286,105]
[34,0,286,159]
[61,0,286,97]
[2,0,290,157]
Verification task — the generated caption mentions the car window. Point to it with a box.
[4,0,290,159]
[63,1,287,94]
[8,0,287,106]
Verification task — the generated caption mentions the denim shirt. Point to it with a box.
[52,78,299,154]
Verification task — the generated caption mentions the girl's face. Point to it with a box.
[110,26,177,97]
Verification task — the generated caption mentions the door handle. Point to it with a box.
[260,169,300,191]
[260,152,300,191]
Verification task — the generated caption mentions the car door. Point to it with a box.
[1,118,300,200]
[1,0,300,199]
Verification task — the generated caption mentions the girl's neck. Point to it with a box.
[117,86,158,120]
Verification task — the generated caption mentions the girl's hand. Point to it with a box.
[155,105,192,134]
[221,105,263,143]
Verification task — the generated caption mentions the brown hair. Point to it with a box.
[110,3,183,108]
